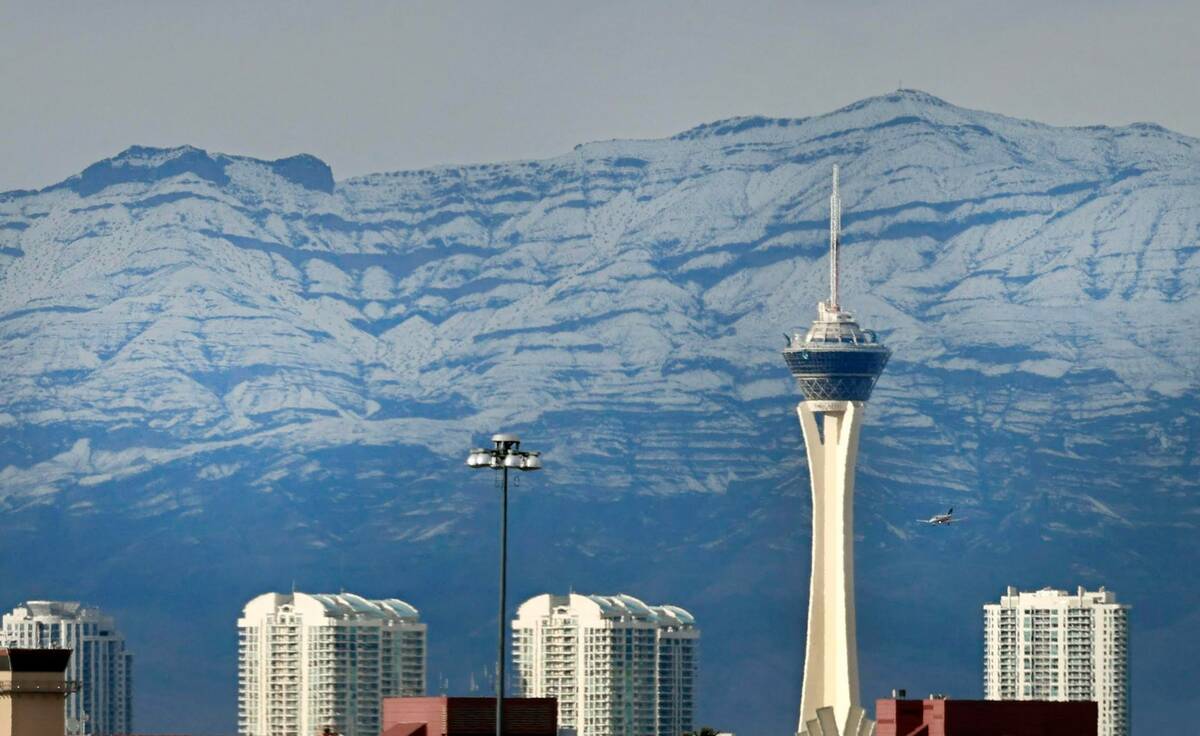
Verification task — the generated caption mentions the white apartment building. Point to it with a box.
[513,593,698,736]
[984,586,1129,736]
[1,601,133,735]
[237,592,426,736]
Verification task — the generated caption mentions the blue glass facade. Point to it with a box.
[782,345,890,402]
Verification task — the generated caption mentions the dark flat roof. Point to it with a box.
[0,648,72,672]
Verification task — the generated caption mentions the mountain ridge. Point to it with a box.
[10,90,1198,202]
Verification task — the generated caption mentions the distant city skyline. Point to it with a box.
[1,0,1198,193]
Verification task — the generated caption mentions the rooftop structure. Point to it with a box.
[875,696,1097,736]
[783,167,889,736]
[0,647,74,736]
[382,696,557,736]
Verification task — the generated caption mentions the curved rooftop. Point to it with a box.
[651,604,697,626]
[516,593,694,628]
[586,593,656,619]
[5,601,117,626]
[241,592,421,623]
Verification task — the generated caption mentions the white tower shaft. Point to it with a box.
[829,165,841,310]
[797,401,872,736]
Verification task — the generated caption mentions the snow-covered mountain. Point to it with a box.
[1,90,1197,734]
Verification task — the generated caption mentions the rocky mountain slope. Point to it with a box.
[1,90,1196,734]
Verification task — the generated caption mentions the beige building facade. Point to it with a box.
[0,648,73,736]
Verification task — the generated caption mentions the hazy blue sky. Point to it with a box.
[1,0,1196,192]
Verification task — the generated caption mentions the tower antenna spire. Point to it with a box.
[829,165,841,310]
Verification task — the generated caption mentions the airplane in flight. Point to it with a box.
[917,507,964,526]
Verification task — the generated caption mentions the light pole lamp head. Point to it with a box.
[466,449,491,468]
[503,454,524,469]
[521,453,542,471]
[492,433,520,450]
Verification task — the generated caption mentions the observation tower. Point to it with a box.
[783,166,889,736]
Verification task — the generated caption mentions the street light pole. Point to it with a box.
[466,434,542,736]
[497,461,507,736]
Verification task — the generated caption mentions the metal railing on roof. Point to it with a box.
[0,678,78,694]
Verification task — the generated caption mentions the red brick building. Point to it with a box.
[381,696,557,736]
[875,697,1097,736]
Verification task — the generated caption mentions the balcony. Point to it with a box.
[0,680,79,694]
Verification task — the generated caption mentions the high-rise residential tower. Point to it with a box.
[984,586,1130,736]
[237,592,426,736]
[782,166,890,736]
[512,593,698,736]
[1,601,133,735]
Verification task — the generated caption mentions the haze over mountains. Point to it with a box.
[1,90,1197,734]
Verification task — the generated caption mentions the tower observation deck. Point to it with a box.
[783,165,890,405]
[783,166,890,736]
